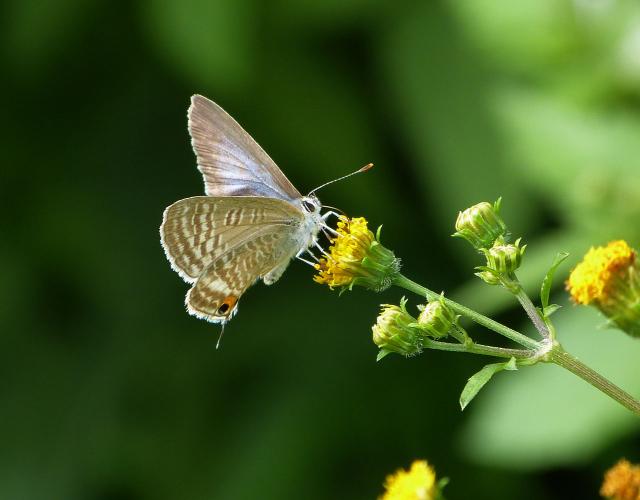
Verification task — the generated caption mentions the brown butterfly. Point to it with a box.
[161,95,331,327]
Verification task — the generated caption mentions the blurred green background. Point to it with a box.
[2,0,640,498]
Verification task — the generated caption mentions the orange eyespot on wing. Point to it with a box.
[217,296,238,316]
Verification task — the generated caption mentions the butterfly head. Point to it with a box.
[300,195,322,216]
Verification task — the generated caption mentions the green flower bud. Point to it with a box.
[476,237,526,287]
[453,198,506,250]
[372,298,422,360]
[483,237,526,274]
[416,296,455,339]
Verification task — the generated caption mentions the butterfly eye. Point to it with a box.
[302,199,317,213]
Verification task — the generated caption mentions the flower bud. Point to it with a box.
[567,240,640,338]
[416,296,456,339]
[315,216,401,292]
[453,198,506,250]
[482,237,526,275]
[372,298,422,359]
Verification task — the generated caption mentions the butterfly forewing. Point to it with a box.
[161,196,304,283]
[189,95,301,201]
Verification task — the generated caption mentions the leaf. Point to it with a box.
[540,252,569,310]
[543,304,562,317]
[459,357,517,410]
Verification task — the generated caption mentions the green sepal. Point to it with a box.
[459,357,518,410]
[540,252,569,310]
[376,349,392,361]
[493,196,502,213]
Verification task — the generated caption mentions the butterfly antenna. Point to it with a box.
[216,322,226,350]
[308,163,373,197]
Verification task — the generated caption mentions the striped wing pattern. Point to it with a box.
[186,231,289,322]
[160,196,304,322]
[160,196,302,283]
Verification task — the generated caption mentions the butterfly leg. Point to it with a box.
[321,210,341,221]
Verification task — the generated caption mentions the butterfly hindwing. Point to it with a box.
[188,95,301,201]
[185,230,293,322]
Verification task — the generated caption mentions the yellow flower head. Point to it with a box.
[314,216,400,292]
[567,240,636,305]
[600,459,640,500]
[380,460,437,500]
[566,240,640,338]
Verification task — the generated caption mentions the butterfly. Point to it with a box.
[160,95,335,328]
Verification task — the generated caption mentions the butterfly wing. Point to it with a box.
[160,196,304,284]
[186,229,296,322]
[188,95,301,200]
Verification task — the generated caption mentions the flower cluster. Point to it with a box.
[380,460,439,500]
[314,216,400,292]
[312,202,640,419]
[601,459,640,500]
[567,240,640,338]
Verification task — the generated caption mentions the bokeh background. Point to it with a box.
[2,0,640,498]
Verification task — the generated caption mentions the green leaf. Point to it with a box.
[540,252,569,310]
[459,357,517,410]
[543,304,562,317]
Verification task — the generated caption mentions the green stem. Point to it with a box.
[394,274,540,350]
[549,346,640,416]
[393,275,640,415]
[424,339,533,359]
[513,286,551,340]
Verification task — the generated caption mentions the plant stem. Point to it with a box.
[424,339,533,359]
[513,286,551,340]
[394,275,640,415]
[549,346,640,416]
[394,274,540,350]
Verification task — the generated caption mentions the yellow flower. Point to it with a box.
[380,460,437,500]
[314,216,400,292]
[601,459,640,500]
[567,241,635,305]
[566,241,640,338]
